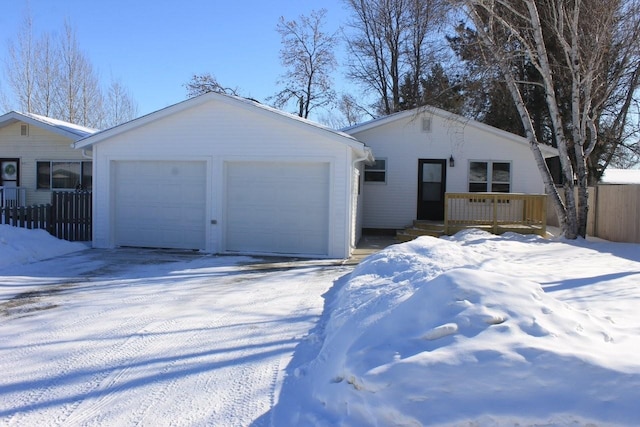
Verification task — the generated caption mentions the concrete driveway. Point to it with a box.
[0,247,358,426]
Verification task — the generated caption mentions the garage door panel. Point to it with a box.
[114,161,206,250]
[226,162,330,256]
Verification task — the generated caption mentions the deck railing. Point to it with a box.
[444,193,547,237]
[0,186,27,208]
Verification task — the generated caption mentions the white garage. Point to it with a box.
[113,161,207,250]
[225,161,330,255]
[74,92,373,259]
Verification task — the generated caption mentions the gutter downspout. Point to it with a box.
[348,147,374,257]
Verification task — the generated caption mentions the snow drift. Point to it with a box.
[273,230,640,426]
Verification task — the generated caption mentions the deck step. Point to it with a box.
[396,222,445,242]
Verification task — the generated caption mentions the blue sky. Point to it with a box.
[0,0,353,118]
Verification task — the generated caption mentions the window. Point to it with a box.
[469,161,511,192]
[37,161,92,190]
[364,159,387,183]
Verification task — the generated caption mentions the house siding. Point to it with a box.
[92,98,358,258]
[0,121,88,206]
[347,110,547,230]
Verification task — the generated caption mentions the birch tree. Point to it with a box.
[452,0,640,239]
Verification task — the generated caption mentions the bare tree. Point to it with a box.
[344,0,451,115]
[5,11,37,113]
[103,78,138,127]
[320,93,376,128]
[453,0,640,238]
[271,9,338,119]
[57,21,104,127]
[184,73,240,98]
[3,12,138,129]
[33,32,60,117]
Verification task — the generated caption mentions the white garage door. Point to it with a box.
[113,161,207,250]
[226,162,330,256]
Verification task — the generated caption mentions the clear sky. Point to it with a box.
[0,0,353,119]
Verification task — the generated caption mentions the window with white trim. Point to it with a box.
[364,159,387,183]
[37,161,92,190]
[468,161,511,192]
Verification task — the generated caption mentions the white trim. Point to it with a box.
[0,111,96,140]
[344,106,559,158]
[73,92,374,162]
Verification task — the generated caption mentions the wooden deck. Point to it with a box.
[397,193,548,242]
[444,192,547,237]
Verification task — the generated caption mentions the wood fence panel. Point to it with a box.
[547,185,640,243]
[595,185,640,243]
[49,191,92,241]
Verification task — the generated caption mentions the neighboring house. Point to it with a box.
[73,92,373,258]
[344,106,559,231]
[0,111,96,207]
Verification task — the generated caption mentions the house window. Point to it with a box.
[37,161,92,190]
[469,161,511,192]
[364,159,387,183]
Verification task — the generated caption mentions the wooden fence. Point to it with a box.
[0,191,92,241]
[546,184,640,243]
[445,193,547,237]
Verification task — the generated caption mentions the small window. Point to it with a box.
[20,124,29,136]
[468,161,511,193]
[364,159,387,183]
[37,160,92,190]
[421,117,432,132]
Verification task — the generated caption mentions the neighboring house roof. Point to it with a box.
[600,168,640,184]
[74,92,374,162]
[343,106,559,158]
[0,111,97,140]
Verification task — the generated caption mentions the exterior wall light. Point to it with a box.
[449,155,455,167]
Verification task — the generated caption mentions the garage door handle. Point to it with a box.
[211,220,217,225]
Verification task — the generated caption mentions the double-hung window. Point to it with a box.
[37,161,92,190]
[364,159,387,183]
[468,161,511,193]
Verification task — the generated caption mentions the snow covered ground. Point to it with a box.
[1,225,640,426]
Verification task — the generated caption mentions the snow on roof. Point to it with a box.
[22,112,98,138]
[600,168,640,184]
[0,111,98,140]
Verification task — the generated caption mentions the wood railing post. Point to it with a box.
[444,193,449,235]
[492,194,498,234]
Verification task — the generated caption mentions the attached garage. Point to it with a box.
[225,161,330,256]
[74,92,373,259]
[113,161,207,250]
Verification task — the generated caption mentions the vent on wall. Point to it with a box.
[421,117,432,133]
[20,124,28,136]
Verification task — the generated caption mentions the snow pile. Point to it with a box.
[274,230,640,426]
[0,225,87,268]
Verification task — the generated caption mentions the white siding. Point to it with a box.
[92,98,357,258]
[348,111,547,229]
[0,121,87,205]
[225,161,330,255]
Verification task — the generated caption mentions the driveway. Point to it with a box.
[0,248,357,426]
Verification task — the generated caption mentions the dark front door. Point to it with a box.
[417,159,446,220]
